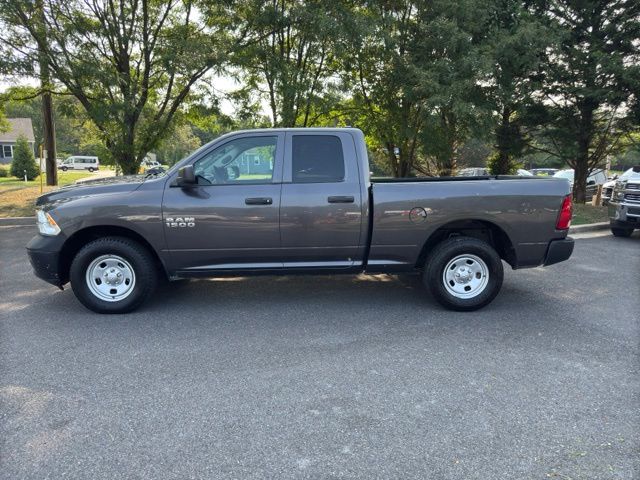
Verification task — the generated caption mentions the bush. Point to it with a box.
[0,167,8,177]
[487,152,520,175]
[10,135,39,180]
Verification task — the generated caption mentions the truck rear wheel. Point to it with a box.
[424,236,503,311]
[69,236,157,314]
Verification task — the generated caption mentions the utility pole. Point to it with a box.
[36,0,57,186]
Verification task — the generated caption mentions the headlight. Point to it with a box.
[36,209,61,236]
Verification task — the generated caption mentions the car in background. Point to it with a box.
[552,168,607,200]
[531,168,559,176]
[456,167,489,177]
[457,168,534,177]
[602,168,640,205]
[141,159,161,169]
[58,156,100,172]
[608,166,640,237]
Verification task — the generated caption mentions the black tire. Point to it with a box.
[611,227,633,237]
[424,236,504,311]
[60,166,68,172]
[87,167,94,172]
[69,236,158,314]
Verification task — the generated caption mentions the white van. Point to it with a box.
[58,156,100,172]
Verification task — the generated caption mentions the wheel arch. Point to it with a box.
[59,225,167,284]
[416,219,516,268]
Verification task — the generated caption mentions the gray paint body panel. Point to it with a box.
[31,128,571,283]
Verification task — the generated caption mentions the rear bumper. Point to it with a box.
[26,234,66,287]
[543,237,574,267]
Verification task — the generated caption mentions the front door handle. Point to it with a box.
[328,195,355,204]
[245,197,273,205]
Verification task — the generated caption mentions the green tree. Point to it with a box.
[222,0,346,127]
[413,0,491,176]
[481,0,551,175]
[341,1,426,177]
[528,0,640,202]
[1,0,235,174]
[1,85,90,158]
[10,135,39,180]
[155,123,201,166]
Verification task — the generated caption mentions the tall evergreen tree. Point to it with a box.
[412,0,491,176]
[530,0,640,202]
[481,0,551,174]
[10,135,39,180]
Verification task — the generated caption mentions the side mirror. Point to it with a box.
[176,165,196,186]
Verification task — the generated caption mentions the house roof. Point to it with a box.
[0,118,35,143]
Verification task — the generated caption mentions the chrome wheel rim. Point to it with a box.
[85,255,136,302]
[442,254,489,299]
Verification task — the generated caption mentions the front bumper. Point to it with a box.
[608,201,640,228]
[26,234,67,287]
[543,237,574,267]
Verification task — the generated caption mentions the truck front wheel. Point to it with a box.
[424,237,504,311]
[611,227,633,237]
[69,236,158,313]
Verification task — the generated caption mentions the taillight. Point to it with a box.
[556,194,573,230]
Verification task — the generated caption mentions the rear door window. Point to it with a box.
[292,135,345,183]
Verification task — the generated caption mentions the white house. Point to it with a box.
[0,118,36,164]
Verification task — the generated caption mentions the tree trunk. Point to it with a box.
[36,0,57,186]
[574,101,595,203]
[41,91,57,185]
[119,152,138,175]
[493,107,512,175]
[573,158,589,204]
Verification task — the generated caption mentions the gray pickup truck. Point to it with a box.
[27,128,574,314]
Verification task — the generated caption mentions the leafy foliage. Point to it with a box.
[10,135,39,180]
[526,0,640,201]
[0,0,638,191]
[1,0,234,174]
[221,0,346,127]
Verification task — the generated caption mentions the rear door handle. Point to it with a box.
[328,196,355,204]
[245,197,273,205]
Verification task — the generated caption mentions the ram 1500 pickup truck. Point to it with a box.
[27,128,574,314]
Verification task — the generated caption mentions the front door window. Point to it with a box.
[193,136,277,185]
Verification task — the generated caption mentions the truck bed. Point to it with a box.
[366,177,570,272]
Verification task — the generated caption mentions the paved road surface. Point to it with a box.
[1,226,638,479]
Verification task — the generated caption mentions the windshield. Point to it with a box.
[553,170,574,180]
[620,168,640,180]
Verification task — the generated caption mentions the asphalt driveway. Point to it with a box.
[1,226,638,479]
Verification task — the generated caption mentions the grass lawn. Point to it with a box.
[0,169,93,218]
[572,203,609,226]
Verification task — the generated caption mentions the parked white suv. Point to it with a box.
[553,168,607,200]
[602,168,639,205]
[58,156,100,172]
